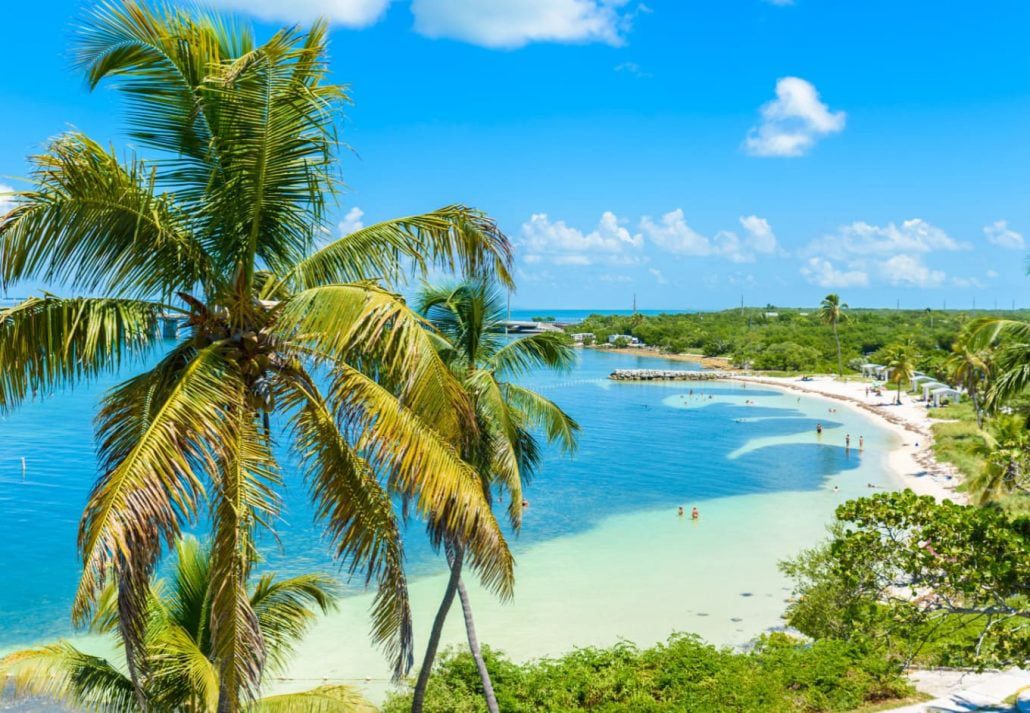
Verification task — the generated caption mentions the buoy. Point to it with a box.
[21,457,26,478]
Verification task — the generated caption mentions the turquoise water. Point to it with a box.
[0,345,893,656]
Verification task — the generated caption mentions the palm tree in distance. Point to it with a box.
[884,344,916,405]
[946,326,992,427]
[0,4,516,709]
[410,280,579,713]
[819,294,849,377]
[0,537,374,712]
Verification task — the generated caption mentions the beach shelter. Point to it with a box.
[911,374,937,392]
[861,363,881,379]
[930,387,962,407]
[921,381,946,401]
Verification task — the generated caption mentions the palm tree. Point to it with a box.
[410,281,579,713]
[0,537,374,712]
[968,317,1030,410]
[883,344,916,405]
[819,294,849,377]
[945,327,992,427]
[968,416,1030,504]
[0,4,515,709]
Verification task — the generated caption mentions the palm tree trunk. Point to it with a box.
[833,322,843,377]
[411,544,463,713]
[455,575,500,713]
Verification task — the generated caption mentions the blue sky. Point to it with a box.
[2,0,1029,310]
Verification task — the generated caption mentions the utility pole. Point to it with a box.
[632,293,637,314]
[740,294,744,316]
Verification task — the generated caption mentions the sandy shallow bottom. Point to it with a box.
[269,387,901,704]
[0,381,902,708]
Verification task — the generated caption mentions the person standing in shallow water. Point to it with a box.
[691,507,700,520]
[678,506,685,517]
[816,423,823,435]
[845,434,851,449]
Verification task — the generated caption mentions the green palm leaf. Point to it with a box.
[287,206,514,291]
[254,685,377,713]
[0,295,163,413]
[0,642,136,712]
[0,133,209,298]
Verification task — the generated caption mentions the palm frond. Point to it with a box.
[286,206,514,291]
[0,295,163,414]
[500,382,580,454]
[278,283,475,445]
[491,331,576,379]
[78,344,240,683]
[283,375,413,676]
[147,622,220,712]
[254,685,377,713]
[0,133,209,297]
[208,407,281,711]
[249,571,338,675]
[331,365,514,598]
[200,20,345,281]
[0,642,136,712]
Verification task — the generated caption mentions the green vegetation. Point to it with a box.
[570,307,1030,376]
[385,634,912,713]
[781,492,1030,670]
[0,537,373,712]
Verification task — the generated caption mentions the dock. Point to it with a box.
[609,369,733,381]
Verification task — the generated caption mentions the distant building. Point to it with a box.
[570,332,594,343]
[607,334,641,346]
[764,312,779,318]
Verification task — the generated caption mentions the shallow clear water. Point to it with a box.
[0,345,896,666]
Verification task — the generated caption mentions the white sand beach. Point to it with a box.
[730,374,966,503]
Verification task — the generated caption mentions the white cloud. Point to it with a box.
[744,77,845,157]
[804,218,963,260]
[639,209,711,255]
[614,61,651,78]
[338,206,365,235]
[878,254,945,288]
[983,220,1025,249]
[201,0,390,26]
[411,0,633,48]
[520,211,642,265]
[986,269,999,279]
[648,268,668,285]
[800,257,869,288]
[0,184,15,215]
[600,273,633,283]
[640,210,780,263]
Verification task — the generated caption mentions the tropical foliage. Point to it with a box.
[570,306,1030,376]
[411,280,579,712]
[781,491,1030,669]
[0,3,516,710]
[819,293,849,377]
[384,634,912,713]
[0,537,374,712]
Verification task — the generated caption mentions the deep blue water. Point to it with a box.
[0,346,865,648]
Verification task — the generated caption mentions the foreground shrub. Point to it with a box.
[384,633,911,712]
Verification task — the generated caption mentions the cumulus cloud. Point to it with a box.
[520,211,642,265]
[201,0,390,26]
[800,257,869,288]
[0,184,15,215]
[804,218,964,260]
[640,210,780,263]
[744,77,845,157]
[878,254,946,288]
[639,209,712,255]
[411,0,634,49]
[983,220,1025,249]
[338,206,365,235]
[648,267,668,285]
[800,218,964,289]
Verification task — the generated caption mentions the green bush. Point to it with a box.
[383,634,911,712]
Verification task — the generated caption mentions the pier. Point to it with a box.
[609,369,733,381]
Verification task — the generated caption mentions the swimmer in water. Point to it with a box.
[859,436,864,450]
[816,423,823,435]
[691,507,699,520]
[845,434,851,449]
[678,506,684,517]
[522,499,530,509]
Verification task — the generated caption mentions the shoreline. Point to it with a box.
[588,345,965,503]
[727,375,965,503]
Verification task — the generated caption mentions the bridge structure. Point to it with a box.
[498,320,568,334]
